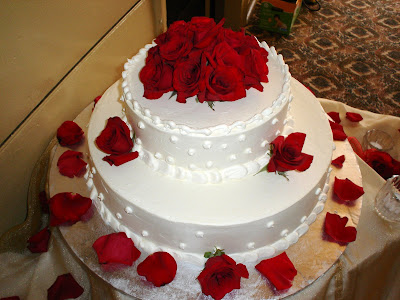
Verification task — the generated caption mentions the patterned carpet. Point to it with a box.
[246,0,400,117]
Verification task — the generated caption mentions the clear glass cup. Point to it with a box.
[375,175,400,222]
[363,129,394,152]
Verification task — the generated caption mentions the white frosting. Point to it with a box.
[87,76,334,266]
[121,42,293,183]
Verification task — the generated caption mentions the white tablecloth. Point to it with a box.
[1,99,400,299]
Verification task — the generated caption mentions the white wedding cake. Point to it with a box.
[84,20,333,266]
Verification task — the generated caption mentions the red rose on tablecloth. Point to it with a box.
[346,112,363,122]
[255,252,297,291]
[47,273,84,300]
[324,212,357,243]
[56,121,84,146]
[93,232,141,267]
[267,132,314,173]
[364,149,399,180]
[327,111,341,123]
[49,192,92,226]
[137,252,177,287]
[27,227,51,253]
[96,117,133,155]
[199,65,246,103]
[197,254,249,300]
[139,51,174,99]
[331,155,345,168]
[333,177,364,202]
[103,151,139,166]
[57,150,87,178]
[173,53,204,103]
[329,120,347,141]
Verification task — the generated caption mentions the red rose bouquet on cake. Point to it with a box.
[139,17,269,104]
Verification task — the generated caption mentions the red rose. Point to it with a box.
[333,177,364,202]
[212,41,244,73]
[49,192,92,226]
[155,20,188,46]
[199,65,246,103]
[364,149,398,179]
[137,252,177,287]
[93,232,141,266]
[255,252,297,291]
[267,132,314,173]
[331,155,345,168]
[158,32,193,62]
[329,120,347,141]
[56,121,84,146]
[47,273,84,300]
[346,112,363,122]
[189,17,217,45]
[96,117,133,155]
[241,47,269,91]
[327,111,341,123]
[197,254,249,300]
[57,150,87,178]
[324,212,357,243]
[139,52,174,99]
[173,53,204,103]
[103,151,139,166]
[222,27,245,50]
[27,227,51,253]
[192,18,224,50]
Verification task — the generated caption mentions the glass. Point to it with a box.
[363,129,394,152]
[375,175,400,222]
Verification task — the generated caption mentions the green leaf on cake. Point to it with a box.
[204,247,225,258]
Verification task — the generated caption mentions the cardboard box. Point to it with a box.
[259,0,302,34]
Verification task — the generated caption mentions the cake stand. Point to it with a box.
[47,79,363,299]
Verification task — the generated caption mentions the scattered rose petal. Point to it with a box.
[103,151,139,166]
[47,273,84,300]
[331,155,345,168]
[327,111,341,123]
[94,95,102,107]
[56,121,84,146]
[256,252,297,291]
[93,232,141,267]
[329,121,347,141]
[137,252,177,287]
[324,212,357,243]
[57,150,87,178]
[347,136,365,160]
[197,254,249,300]
[39,190,49,214]
[96,117,133,155]
[333,177,364,201]
[49,192,92,226]
[27,227,51,253]
[346,112,363,122]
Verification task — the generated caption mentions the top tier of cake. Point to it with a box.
[121,42,292,184]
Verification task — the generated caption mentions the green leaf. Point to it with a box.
[169,91,177,100]
[278,171,289,181]
[207,101,215,111]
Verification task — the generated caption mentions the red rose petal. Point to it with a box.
[93,232,141,267]
[56,121,84,146]
[57,150,87,178]
[47,273,84,300]
[94,95,102,107]
[137,252,177,287]
[331,155,345,168]
[255,252,297,291]
[103,151,139,166]
[197,254,249,300]
[27,227,51,253]
[346,112,363,122]
[96,117,133,155]
[364,149,398,180]
[333,177,364,201]
[347,136,365,160]
[327,111,341,123]
[329,121,347,141]
[49,192,92,226]
[324,212,357,243]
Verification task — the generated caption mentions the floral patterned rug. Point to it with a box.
[246,0,400,117]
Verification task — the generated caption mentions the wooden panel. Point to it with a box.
[0,0,166,235]
[0,0,138,144]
